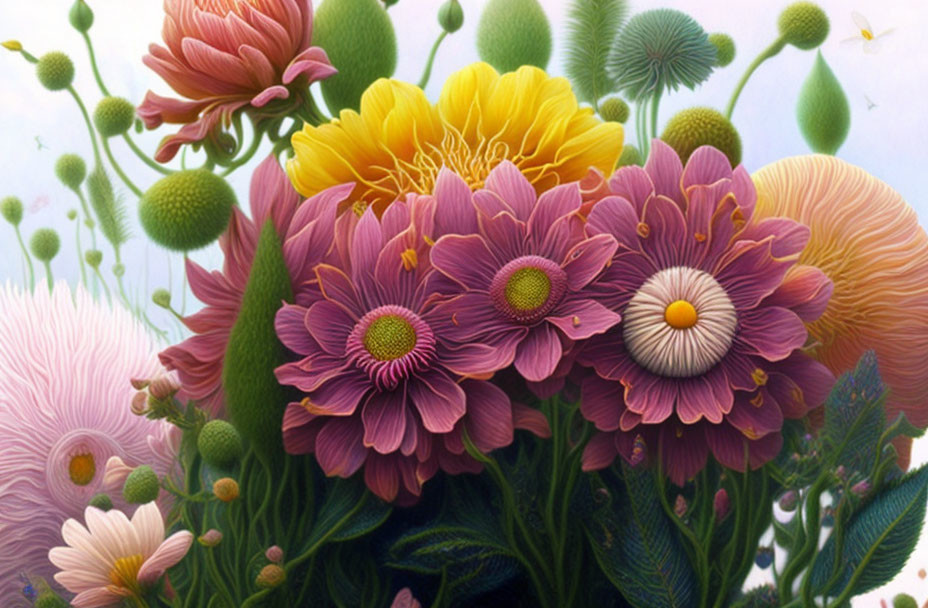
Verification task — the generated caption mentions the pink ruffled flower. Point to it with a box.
[159,155,341,415]
[391,588,422,608]
[577,141,836,484]
[139,0,336,162]
[48,503,193,608]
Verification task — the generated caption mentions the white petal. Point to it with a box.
[137,531,193,586]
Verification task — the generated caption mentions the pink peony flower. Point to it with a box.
[48,502,193,608]
[138,0,336,162]
[577,142,836,484]
[0,284,179,606]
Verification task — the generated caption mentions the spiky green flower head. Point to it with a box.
[314,0,397,114]
[618,144,643,167]
[30,228,60,262]
[122,465,160,504]
[477,0,552,73]
[778,2,829,50]
[197,419,244,469]
[894,594,918,608]
[661,106,742,166]
[599,97,630,123]
[54,153,87,190]
[93,97,135,138]
[438,0,464,34]
[1,196,23,226]
[88,493,113,511]
[708,33,736,67]
[139,169,236,252]
[69,0,94,32]
[36,51,75,91]
[85,249,102,269]
[608,9,716,101]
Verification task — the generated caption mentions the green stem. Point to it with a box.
[635,102,647,156]
[102,136,143,197]
[80,31,110,97]
[92,266,112,304]
[42,260,53,291]
[725,36,787,119]
[122,133,172,175]
[219,129,264,177]
[417,30,449,89]
[650,93,661,140]
[543,399,565,602]
[74,216,88,287]
[13,226,35,290]
[66,85,102,166]
[778,474,829,604]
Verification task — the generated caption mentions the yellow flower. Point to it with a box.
[288,62,623,216]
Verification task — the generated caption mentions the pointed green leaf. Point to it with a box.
[797,51,850,155]
[564,0,628,105]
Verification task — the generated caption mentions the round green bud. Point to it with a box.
[617,144,643,167]
[197,420,244,469]
[255,564,286,589]
[113,263,125,277]
[708,33,735,67]
[660,106,742,167]
[55,154,87,190]
[438,0,464,34]
[122,465,160,504]
[599,97,630,124]
[1,196,23,226]
[139,169,236,252]
[778,2,829,50]
[93,97,135,138]
[36,51,75,91]
[314,0,397,114]
[152,288,171,309]
[69,0,94,32]
[30,228,60,262]
[35,592,70,608]
[67,209,78,221]
[893,595,918,608]
[477,0,552,73]
[85,249,102,268]
[88,493,113,511]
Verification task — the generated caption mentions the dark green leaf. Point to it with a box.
[728,585,778,608]
[300,478,377,553]
[884,412,926,445]
[564,0,628,104]
[773,516,800,549]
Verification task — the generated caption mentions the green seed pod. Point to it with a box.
[893,594,918,608]
[36,51,75,91]
[30,228,60,262]
[55,154,87,190]
[122,465,160,504]
[1,196,23,226]
[255,564,286,589]
[152,288,171,309]
[93,96,136,138]
[438,0,464,34]
[660,106,742,166]
[67,209,78,221]
[88,493,113,511]
[139,169,236,252]
[69,0,94,32]
[477,0,552,73]
[797,51,849,155]
[778,2,829,50]
[708,33,735,67]
[85,249,103,269]
[314,0,397,114]
[599,97,630,123]
[617,144,643,167]
[197,419,244,469]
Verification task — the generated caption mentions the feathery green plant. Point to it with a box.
[85,165,130,255]
[564,0,628,109]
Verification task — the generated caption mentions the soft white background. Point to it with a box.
[1,0,927,604]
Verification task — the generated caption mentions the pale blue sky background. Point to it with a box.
[2,1,927,604]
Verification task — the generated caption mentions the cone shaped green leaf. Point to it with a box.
[797,51,850,155]
[477,0,552,73]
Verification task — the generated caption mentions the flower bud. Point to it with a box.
[149,375,180,400]
[708,33,735,67]
[122,465,160,504]
[255,564,286,589]
[797,51,849,155]
[1,196,23,226]
[30,228,60,262]
[894,594,919,608]
[477,0,552,73]
[67,209,78,221]
[139,169,237,252]
[131,391,149,415]
[713,489,730,520]
[778,2,829,50]
[152,288,172,309]
[130,377,151,391]
[265,545,284,564]
[778,490,799,512]
[599,97,630,124]
[661,106,742,166]
[438,0,464,34]
[850,479,871,497]
[673,494,687,518]
[835,465,846,481]
[213,477,240,502]
[198,420,244,469]
[754,546,774,569]
[69,0,94,32]
[618,145,642,168]
[88,493,113,511]
[113,263,125,277]
[85,249,103,269]
[2,40,22,52]
[93,97,136,138]
[198,529,223,547]
[36,52,75,91]
[55,154,87,190]
[629,434,646,467]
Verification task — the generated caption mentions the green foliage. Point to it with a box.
[477,0,552,73]
[729,585,779,607]
[797,51,850,155]
[564,0,628,105]
[300,478,392,552]
[708,33,735,67]
[86,166,130,249]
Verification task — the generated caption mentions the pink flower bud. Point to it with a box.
[674,494,687,518]
[851,480,871,497]
[778,490,798,512]
[130,377,151,391]
[148,375,180,400]
[713,489,730,520]
[131,391,148,415]
[265,545,284,564]
[198,529,223,547]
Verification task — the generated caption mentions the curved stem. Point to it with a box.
[92,266,112,304]
[122,133,172,175]
[417,30,449,89]
[725,36,787,119]
[13,226,35,290]
[80,31,110,97]
[66,85,101,166]
[42,260,53,291]
[219,130,264,177]
[650,93,661,140]
[778,474,828,604]
[74,216,87,287]
[102,136,143,197]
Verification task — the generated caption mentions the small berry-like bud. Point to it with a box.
[713,489,730,520]
[850,479,871,497]
[30,228,60,262]
[88,493,113,511]
[778,2,829,50]
[673,494,687,518]
[85,249,103,268]
[198,529,223,547]
[213,477,240,502]
[754,546,774,569]
[2,40,23,51]
[122,465,160,504]
[265,546,284,564]
[661,106,742,166]
[69,0,95,32]
[708,33,735,67]
[67,209,78,221]
[894,594,919,608]
[93,97,136,138]
[778,490,799,512]
[198,420,244,469]
[36,51,75,91]
[618,145,643,168]
[131,391,148,415]
[152,288,172,309]
[438,0,464,34]
[599,97,630,123]
[1,196,24,226]
[255,564,286,589]
[55,154,87,190]
[629,434,647,467]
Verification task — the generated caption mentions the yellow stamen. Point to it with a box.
[68,453,96,486]
[861,29,874,40]
[636,222,650,238]
[752,368,769,387]
[400,248,418,271]
[108,554,144,593]
[664,300,698,330]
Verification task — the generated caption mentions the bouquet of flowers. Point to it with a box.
[3,1,928,607]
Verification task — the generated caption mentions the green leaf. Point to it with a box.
[728,585,779,608]
[810,465,928,596]
[477,0,552,73]
[301,478,377,552]
[329,494,392,542]
[797,51,850,155]
[773,516,800,549]
[586,463,697,608]
[883,412,926,445]
[564,0,628,105]
[86,165,130,248]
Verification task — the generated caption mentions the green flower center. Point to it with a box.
[363,315,418,361]
[504,267,552,312]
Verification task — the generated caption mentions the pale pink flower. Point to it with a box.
[48,502,193,608]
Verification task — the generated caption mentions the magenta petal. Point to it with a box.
[659,423,708,485]
[738,218,810,259]
[715,239,793,309]
[462,380,514,452]
[582,432,619,471]
[484,160,536,221]
[562,234,619,291]
[282,46,337,84]
[478,209,526,263]
[737,306,807,362]
[275,303,313,354]
[315,264,362,315]
[440,341,513,376]
[431,234,498,290]
[607,166,654,215]
[427,292,512,342]
[704,423,747,471]
[433,168,478,236]
[726,392,783,439]
[639,194,687,268]
[363,453,400,501]
[624,367,676,424]
[767,353,835,417]
[512,402,552,438]
[580,375,622,431]
[644,139,685,208]
[681,145,733,191]
[676,375,726,424]
[306,300,353,356]
[362,389,408,454]
[315,417,368,477]
[763,265,833,323]
[529,182,582,240]
[513,324,562,382]
[275,352,347,393]
[282,403,320,454]
[409,370,466,433]
[350,208,383,289]
[585,195,641,249]
[547,299,620,340]
[307,371,370,416]
[251,84,289,107]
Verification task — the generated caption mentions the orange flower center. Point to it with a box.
[68,452,96,486]
[664,300,698,329]
[109,553,144,593]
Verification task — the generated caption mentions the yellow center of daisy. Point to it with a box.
[505,268,551,312]
[109,553,144,592]
[68,452,96,486]
[664,300,698,329]
[364,315,417,361]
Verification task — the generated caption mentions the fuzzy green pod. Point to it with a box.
[139,170,236,252]
[30,229,60,262]
[85,249,103,268]
[86,166,130,249]
[778,2,829,50]
[55,154,87,190]
[69,0,94,32]
[152,288,171,309]
[477,0,552,73]
[88,493,113,511]
[36,52,75,91]
[314,0,397,114]
[122,465,160,504]
[93,97,136,137]
[893,595,918,608]
[599,97,630,123]
[661,106,742,166]
[617,144,643,167]
[197,419,244,469]
[222,221,294,464]
[709,33,735,67]
[797,51,849,155]
[438,0,464,34]
[1,196,23,226]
